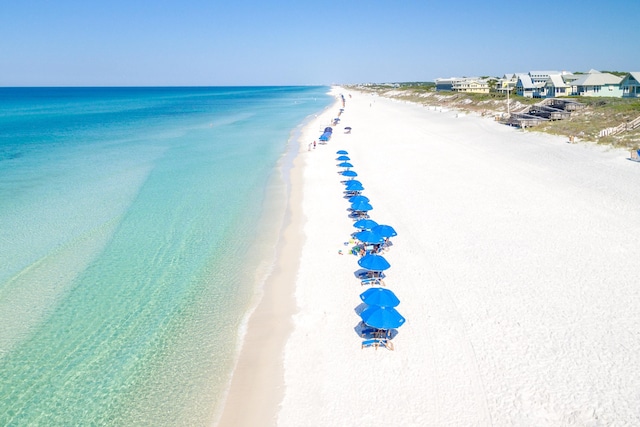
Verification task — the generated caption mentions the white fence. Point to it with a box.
[598,115,640,137]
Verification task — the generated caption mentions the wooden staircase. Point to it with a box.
[507,98,584,128]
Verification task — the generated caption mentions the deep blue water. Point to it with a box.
[0,86,332,426]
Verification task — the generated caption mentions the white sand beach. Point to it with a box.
[221,87,640,426]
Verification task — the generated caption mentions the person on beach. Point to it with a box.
[313,140,316,149]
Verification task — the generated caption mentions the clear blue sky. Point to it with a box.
[2,0,639,86]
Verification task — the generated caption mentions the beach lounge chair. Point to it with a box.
[360,328,376,338]
[361,338,394,351]
[360,327,391,339]
[350,211,370,220]
[357,270,386,286]
[360,277,385,286]
[630,149,640,162]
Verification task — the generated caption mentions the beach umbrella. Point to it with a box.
[338,162,353,168]
[336,155,350,161]
[348,195,369,204]
[371,224,397,238]
[324,127,333,133]
[336,150,348,155]
[350,200,372,211]
[353,219,378,230]
[360,288,400,308]
[344,182,363,190]
[358,254,391,271]
[354,230,384,244]
[360,306,405,329]
[342,170,358,178]
[344,182,364,192]
[344,179,361,187]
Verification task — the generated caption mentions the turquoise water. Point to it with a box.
[0,86,332,426]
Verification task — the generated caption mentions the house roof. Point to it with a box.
[435,78,456,84]
[621,72,640,84]
[530,71,560,77]
[570,72,622,86]
[546,74,569,88]
[517,75,535,88]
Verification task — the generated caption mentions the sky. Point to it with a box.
[1,0,639,86]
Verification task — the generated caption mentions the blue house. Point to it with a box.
[570,70,623,97]
[620,72,640,98]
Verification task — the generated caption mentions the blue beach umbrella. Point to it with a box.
[336,155,351,161]
[358,254,391,271]
[353,219,378,230]
[360,288,400,308]
[344,179,362,187]
[354,230,384,244]
[337,162,353,168]
[345,184,364,193]
[336,150,348,155]
[371,224,397,238]
[342,170,358,178]
[348,195,369,204]
[360,306,406,329]
[350,200,372,211]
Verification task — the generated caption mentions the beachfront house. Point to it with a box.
[620,72,640,98]
[569,70,623,97]
[451,78,490,94]
[516,75,543,98]
[530,71,561,85]
[495,74,518,94]
[544,74,572,98]
[514,71,579,98]
[436,77,490,93]
[435,78,456,91]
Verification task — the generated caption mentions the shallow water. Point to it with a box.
[0,86,332,426]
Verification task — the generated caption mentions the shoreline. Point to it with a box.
[215,96,338,426]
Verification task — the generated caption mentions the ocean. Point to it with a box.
[0,86,332,426]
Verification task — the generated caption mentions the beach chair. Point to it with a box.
[630,149,640,162]
[360,328,391,339]
[350,211,370,220]
[360,277,385,286]
[360,327,377,338]
[357,270,386,286]
[361,338,394,351]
